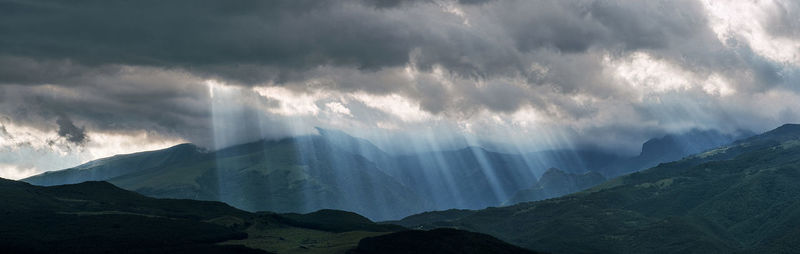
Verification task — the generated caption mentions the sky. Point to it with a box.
[1,0,799,179]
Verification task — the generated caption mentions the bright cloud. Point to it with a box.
[702,0,800,66]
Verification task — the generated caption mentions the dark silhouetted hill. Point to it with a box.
[349,228,540,254]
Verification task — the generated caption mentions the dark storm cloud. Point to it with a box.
[0,66,216,145]
[56,116,87,145]
[0,0,537,91]
[0,124,8,138]
[0,0,417,82]
[495,0,707,53]
[0,0,713,86]
[0,0,798,151]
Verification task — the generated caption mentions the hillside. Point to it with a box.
[596,129,753,178]
[26,136,432,221]
[24,127,746,220]
[504,168,605,205]
[395,124,800,253]
[349,228,540,254]
[0,178,536,253]
[0,178,259,253]
[24,130,545,219]
[23,143,206,186]
[386,147,538,210]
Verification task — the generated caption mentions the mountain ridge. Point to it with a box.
[392,123,800,253]
[23,127,753,220]
[504,167,606,205]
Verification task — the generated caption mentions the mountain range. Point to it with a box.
[392,124,800,253]
[24,127,748,220]
[504,168,606,205]
[25,136,430,221]
[13,123,800,253]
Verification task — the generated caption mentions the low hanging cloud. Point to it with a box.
[0,123,9,138]
[55,116,88,145]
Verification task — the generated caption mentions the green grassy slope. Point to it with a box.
[24,143,205,186]
[396,124,800,253]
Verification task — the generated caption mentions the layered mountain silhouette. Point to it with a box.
[0,177,537,254]
[0,178,266,254]
[597,129,754,177]
[25,136,430,221]
[24,127,748,220]
[394,124,800,253]
[504,168,606,205]
[14,123,796,253]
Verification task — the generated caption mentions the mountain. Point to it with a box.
[500,128,748,207]
[283,128,748,211]
[504,168,605,205]
[0,178,535,253]
[24,143,206,186]
[26,136,432,221]
[24,130,544,218]
[523,149,623,175]
[315,127,392,165]
[317,127,542,210]
[382,209,477,230]
[598,129,753,178]
[385,147,538,210]
[0,178,258,253]
[318,127,543,210]
[24,127,749,220]
[393,124,800,253]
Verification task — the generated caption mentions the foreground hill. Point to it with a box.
[395,124,800,253]
[0,178,258,253]
[349,228,540,254]
[0,177,402,253]
[0,178,535,253]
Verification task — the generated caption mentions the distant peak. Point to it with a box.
[73,180,117,188]
[49,181,130,194]
[727,123,800,146]
[315,127,353,138]
[773,123,800,132]
[465,146,488,152]
[756,123,800,137]
[171,143,198,149]
[543,167,566,175]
